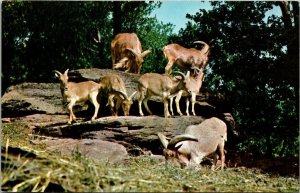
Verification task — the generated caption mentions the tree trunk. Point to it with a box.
[113,1,122,36]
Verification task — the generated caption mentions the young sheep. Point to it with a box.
[137,71,191,118]
[158,117,227,170]
[98,75,137,116]
[54,69,100,124]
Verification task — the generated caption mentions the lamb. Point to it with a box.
[157,117,227,170]
[169,67,205,116]
[98,75,137,116]
[137,71,191,118]
[163,41,210,75]
[54,69,100,124]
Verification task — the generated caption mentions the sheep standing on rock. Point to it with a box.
[158,117,227,170]
[54,69,100,124]
[163,41,210,75]
[98,75,137,116]
[137,71,191,118]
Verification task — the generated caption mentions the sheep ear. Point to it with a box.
[64,69,69,75]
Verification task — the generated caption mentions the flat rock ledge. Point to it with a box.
[34,115,206,154]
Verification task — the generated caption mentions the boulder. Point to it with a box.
[34,115,206,154]
[2,68,239,164]
[42,138,128,163]
[2,83,64,117]
[1,69,162,118]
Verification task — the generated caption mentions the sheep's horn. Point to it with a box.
[191,66,204,73]
[141,50,151,58]
[172,71,186,80]
[53,70,62,76]
[126,48,138,58]
[193,41,210,55]
[157,133,169,149]
[128,91,137,100]
[114,90,128,99]
[167,134,198,150]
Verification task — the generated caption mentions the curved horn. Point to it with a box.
[113,58,129,70]
[167,134,198,150]
[191,66,204,73]
[141,50,151,58]
[128,91,137,100]
[114,90,128,99]
[53,70,62,77]
[125,48,138,58]
[193,41,210,55]
[172,71,186,80]
[157,133,169,149]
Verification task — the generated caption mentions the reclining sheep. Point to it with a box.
[158,117,227,170]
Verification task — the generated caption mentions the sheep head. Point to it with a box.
[54,69,69,90]
[157,132,198,167]
[115,90,137,116]
[126,48,151,68]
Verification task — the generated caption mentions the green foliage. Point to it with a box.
[2,1,170,93]
[176,1,299,157]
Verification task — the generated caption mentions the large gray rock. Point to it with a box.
[1,68,161,118]
[34,115,206,154]
[2,83,64,117]
[42,138,128,163]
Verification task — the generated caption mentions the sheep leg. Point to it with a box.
[169,96,174,116]
[138,90,145,116]
[190,93,196,116]
[185,98,190,116]
[175,90,183,116]
[67,100,76,124]
[108,94,117,116]
[164,61,174,74]
[218,142,226,170]
[211,153,219,171]
[115,96,123,116]
[143,97,153,115]
[89,92,100,121]
[163,92,171,118]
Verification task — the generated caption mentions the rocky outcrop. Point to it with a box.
[2,83,64,117]
[2,68,237,163]
[33,115,206,154]
[42,138,129,163]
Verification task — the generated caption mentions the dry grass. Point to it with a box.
[1,122,299,192]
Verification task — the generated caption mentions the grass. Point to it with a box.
[1,122,299,192]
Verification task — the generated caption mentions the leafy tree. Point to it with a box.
[175,1,299,157]
[2,1,112,90]
[2,1,172,94]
